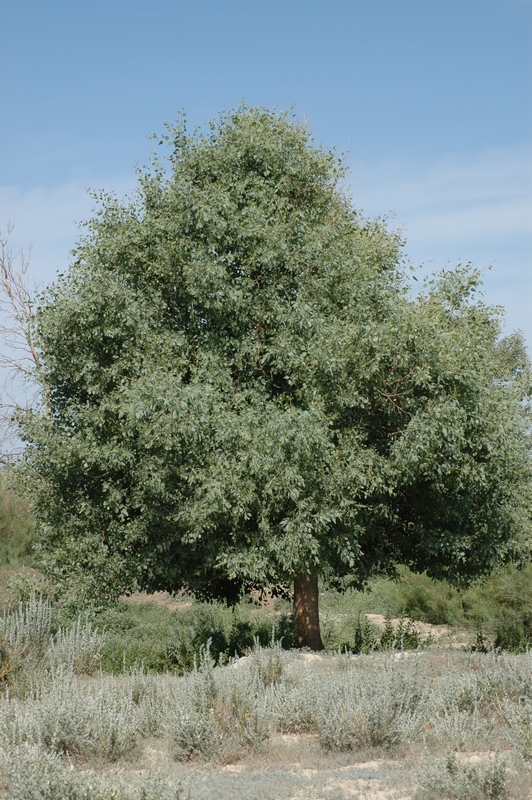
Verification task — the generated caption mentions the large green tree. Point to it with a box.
[20,107,531,648]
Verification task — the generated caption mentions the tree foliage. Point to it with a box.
[18,107,532,629]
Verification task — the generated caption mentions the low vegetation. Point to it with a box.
[1,594,531,799]
[0,476,34,570]
[1,483,531,796]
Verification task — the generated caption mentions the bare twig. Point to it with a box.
[0,223,49,463]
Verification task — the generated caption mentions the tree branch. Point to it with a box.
[0,222,49,462]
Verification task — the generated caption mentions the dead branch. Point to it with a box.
[0,223,49,463]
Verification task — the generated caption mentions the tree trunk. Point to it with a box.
[293,573,324,650]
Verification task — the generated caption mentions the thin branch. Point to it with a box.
[0,222,50,463]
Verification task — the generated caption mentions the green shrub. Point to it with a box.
[5,568,51,605]
[371,564,532,650]
[395,568,467,626]
[379,614,431,650]
[97,598,290,674]
[494,614,532,653]
[0,478,35,569]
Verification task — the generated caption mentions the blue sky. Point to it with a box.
[1,0,531,350]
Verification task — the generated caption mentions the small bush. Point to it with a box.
[1,743,185,800]
[47,618,106,675]
[168,642,269,763]
[317,655,425,751]
[269,677,318,734]
[322,611,379,654]
[0,664,151,761]
[416,752,508,800]
[245,638,285,687]
[379,615,431,650]
[499,698,532,761]
[0,595,105,693]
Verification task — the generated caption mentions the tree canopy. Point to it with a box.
[19,106,531,647]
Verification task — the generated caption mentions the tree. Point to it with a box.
[18,107,531,648]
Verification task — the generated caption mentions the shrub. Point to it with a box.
[395,568,467,626]
[0,595,105,692]
[494,614,532,653]
[0,478,35,569]
[1,743,185,799]
[416,752,508,800]
[316,654,425,751]
[268,676,318,734]
[47,618,106,675]
[0,665,145,761]
[499,698,532,761]
[167,643,269,763]
[379,615,431,650]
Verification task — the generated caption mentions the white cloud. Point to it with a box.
[352,146,532,349]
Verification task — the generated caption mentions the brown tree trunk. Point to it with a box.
[293,573,324,650]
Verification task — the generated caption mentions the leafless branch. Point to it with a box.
[0,223,49,463]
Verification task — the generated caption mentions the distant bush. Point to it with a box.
[96,598,292,674]
[0,475,35,569]
[377,564,532,652]
[393,567,467,626]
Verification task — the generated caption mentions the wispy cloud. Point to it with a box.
[353,146,531,239]
[0,176,134,286]
[353,146,532,347]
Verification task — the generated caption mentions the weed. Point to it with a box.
[165,640,269,763]
[47,617,106,675]
[379,614,430,650]
[0,666,142,761]
[246,637,285,687]
[268,673,318,734]
[471,626,490,654]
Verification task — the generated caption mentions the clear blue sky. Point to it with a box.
[2,0,531,348]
